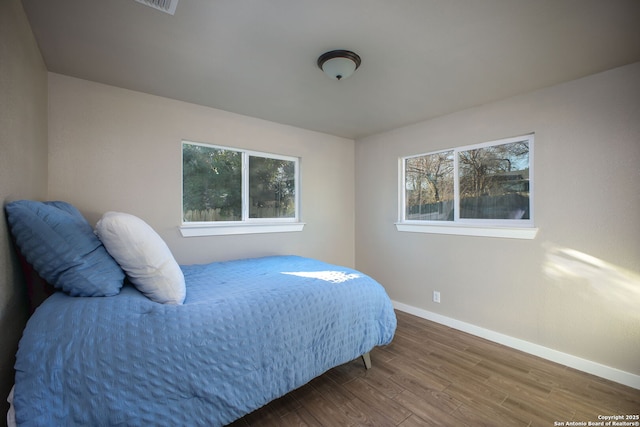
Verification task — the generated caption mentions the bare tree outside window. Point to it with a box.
[401,135,533,226]
[458,141,530,220]
[405,150,454,221]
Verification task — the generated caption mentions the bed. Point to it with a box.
[5,201,396,426]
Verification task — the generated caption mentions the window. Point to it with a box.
[180,141,303,236]
[398,134,537,239]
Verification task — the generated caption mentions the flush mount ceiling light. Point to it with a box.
[317,50,361,80]
[134,0,179,15]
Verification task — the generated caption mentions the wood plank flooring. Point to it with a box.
[229,311,640,426]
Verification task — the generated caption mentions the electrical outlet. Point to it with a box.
[433,291,441,303]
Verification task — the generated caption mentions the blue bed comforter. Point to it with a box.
[13,256,396,426]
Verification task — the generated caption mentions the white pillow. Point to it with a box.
[95,212,186,304]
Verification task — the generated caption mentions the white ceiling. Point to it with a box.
[21,0,640,139]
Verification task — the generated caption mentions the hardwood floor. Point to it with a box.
[229,311,640,426]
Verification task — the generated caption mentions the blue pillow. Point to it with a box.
[5,200,125,297]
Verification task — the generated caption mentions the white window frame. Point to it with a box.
[180,140,304,237]
[396,134,538,239]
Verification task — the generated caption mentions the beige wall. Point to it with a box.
[47,73,356,267]
[355,62,640,377]
[3,0,639,399]
[0,0,48,416]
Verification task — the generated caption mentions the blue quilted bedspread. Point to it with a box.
[13,256,396,426]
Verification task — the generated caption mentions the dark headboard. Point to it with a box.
[15,248,55,314]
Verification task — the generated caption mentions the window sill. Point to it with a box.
[180,222,306,237]
[395,223,538,240]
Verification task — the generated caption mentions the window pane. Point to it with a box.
[458,140,530,220]
[249,156,296,219]
[405,151,454,221]
[182,144,242,222]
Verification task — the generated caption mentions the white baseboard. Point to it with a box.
[392,300,640,390]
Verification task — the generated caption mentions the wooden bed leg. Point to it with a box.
[361,352,372,370]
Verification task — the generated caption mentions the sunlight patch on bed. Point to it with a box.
[281,271,360,283]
